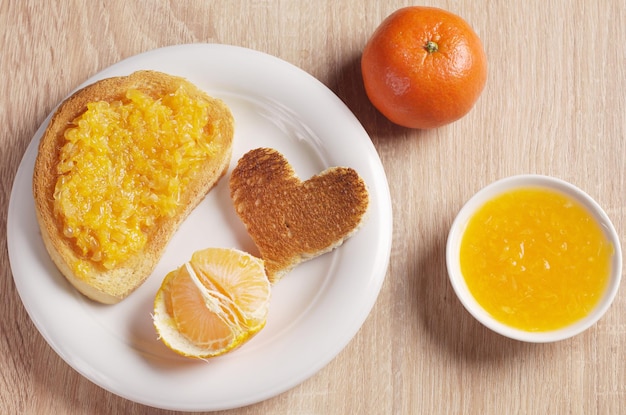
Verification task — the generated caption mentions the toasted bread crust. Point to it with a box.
[229,148,369,283]
[33,70,234,304]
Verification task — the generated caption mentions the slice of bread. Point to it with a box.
[33,70,234,304]
[229,148,369,283]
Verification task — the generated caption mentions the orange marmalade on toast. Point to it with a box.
[53,87,219,269]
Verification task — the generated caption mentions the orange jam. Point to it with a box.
[460,187,613,331]
[53,87,218,269]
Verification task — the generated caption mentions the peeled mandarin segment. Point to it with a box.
[168,265,236,349]
[153,248,271,359]
[189,248,271,329]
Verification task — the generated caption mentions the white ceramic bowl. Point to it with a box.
[446,174,622,342]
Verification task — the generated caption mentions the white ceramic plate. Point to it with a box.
[7,44,392,411]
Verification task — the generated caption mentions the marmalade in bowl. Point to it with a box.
[53,87,218,270]
[459,187,613,332]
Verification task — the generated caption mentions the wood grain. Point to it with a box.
[1,0,624,413]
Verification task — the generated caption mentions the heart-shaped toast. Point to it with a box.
[229,148,369,283]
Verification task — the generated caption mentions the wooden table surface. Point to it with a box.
[2,1,625,414]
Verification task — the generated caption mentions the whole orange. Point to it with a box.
[361,6,488,129]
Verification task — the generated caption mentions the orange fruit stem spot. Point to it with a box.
[424,40,438,54]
